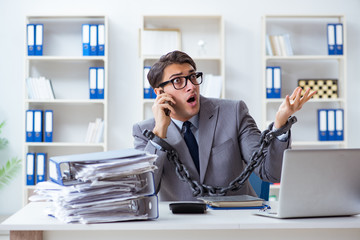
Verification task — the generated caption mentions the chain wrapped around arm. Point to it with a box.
[143,116,297,197]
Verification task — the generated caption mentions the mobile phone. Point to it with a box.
[169,202,207,214]
[160,90,171,116]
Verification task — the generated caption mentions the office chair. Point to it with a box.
[249,173,270,201]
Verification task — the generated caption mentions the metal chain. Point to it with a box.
[143,116,297,197]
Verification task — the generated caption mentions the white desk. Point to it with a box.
[1,202,360,240]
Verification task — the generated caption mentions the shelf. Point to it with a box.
[25,142,105,147]
[265,55,344,60]
[264,14,344,19]
[143,99,155,104]
[262,14,347,149]
[26,56,106,61]
[23,15,109,206]
[25,99,106,104]
[265,98,345,104]
[142,56,222,61]
[292,141,346,147]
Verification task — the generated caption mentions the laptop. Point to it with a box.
[256,148,360,218]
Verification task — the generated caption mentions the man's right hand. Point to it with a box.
[152,91,176,138]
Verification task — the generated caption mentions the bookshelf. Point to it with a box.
[23,15,108,205]
[262,15,347,149]
[139,15,225,120]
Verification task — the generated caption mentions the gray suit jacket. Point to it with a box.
[132,96,291,201]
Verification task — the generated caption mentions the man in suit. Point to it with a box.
[133,51,315,201]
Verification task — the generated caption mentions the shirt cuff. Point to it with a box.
[272,125,289,142]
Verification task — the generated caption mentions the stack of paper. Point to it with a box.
[30,149,159,224]
[26,76,55,100]
[84,118,104,143]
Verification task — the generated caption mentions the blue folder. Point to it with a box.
[36,153,47,183]
[318,109,328,141]
[82,24,90,56]
[27,24,35,56]
[26,153,36,185]
[49,149,147,186]
[327,24,336,55]
[335,23,343,55]
[96,67,105,99]
[35,24,43,56]
[89,67,97,99]
[44,110,53,142]
[89,24,98,55]
[97,24,105,56]
[33,110,43,142]
[26,110,34,142]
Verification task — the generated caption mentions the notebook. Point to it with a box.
[256,148,360,218]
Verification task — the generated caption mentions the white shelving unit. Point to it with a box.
[262,15,347,149]
[139,15,225,120]
[23,15,108,204]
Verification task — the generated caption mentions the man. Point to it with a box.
[133,51,315,201]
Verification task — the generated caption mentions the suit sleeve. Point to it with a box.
[236,101,291,183]
[132,123,167,193]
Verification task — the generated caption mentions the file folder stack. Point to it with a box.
[26,109,53,142]
[82,24,105,56]
[29,149,159,224]
[89,67,105,99]
[327,23,343,55]
[317,108,344,141]
[266,66,281,98]
[27,23,44,56]
[26,152,47,185]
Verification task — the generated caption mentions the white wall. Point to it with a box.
[0,0,359,215]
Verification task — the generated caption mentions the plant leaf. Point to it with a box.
[0,121,5,134]
[0,157,22,190]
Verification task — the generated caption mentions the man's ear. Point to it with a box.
[154,87,163,96]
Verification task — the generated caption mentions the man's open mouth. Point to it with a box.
[187,96,196,103]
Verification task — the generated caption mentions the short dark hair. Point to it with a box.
[147,51,197,88]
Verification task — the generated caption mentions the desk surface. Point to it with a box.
[1,202,360,231]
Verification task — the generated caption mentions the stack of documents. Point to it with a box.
[30,149,159,224]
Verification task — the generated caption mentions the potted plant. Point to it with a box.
[0,121,21,190]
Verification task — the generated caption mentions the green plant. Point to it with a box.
[0,121,22,190]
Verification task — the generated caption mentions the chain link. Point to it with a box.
[143,116,297,197]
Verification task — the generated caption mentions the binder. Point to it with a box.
[96,67,105,99]
[48,149,151,186]
[97,24,105,56]
[327,109,336,141]
[266,67,273,98]
[36,153,47,183]
[44,110,53,142]
[33,110,43,142]
[89,67,97,99]
[327,24,336,55]
[89,24,98,55]
[26,110,34,142]
[27,24,35,56]
[82,24,90,56]
[26,153,36,185]
[335,23,343,55]
[273,66,281,98]
[318,109,328,141]
[35,24,43,56]
[143,66,151,99]
[335,109,344,141]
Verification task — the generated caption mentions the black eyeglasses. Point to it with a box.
[158,72,203,90]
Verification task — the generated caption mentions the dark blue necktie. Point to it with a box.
[183,121,200,173]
